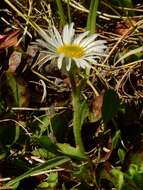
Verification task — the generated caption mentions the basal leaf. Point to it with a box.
[39,136,59,155]
[57,143,86,160]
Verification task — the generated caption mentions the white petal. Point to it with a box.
[85,42,106,51]
[73,58,80,68]
[53,26,63,45]
[78,59,90,69]
[36,39,56,53]
[63,24,69,43]
[66,58,72,71]
[76,60,82,68]
[85,46,107,53]
[80,61,86,68]
[36,39,49,48]
[86,46,106,53]
[84,40,106,47]
[37,37,57,49]
[57,54,64,69]
[84,41,98,50]
[45,29,60,47]
[68,22,75,43]
[84,57,97,64]
[46,29,60,46]
[80,34,98,47]
[83,54,97,59]
[38,28,51,44]
[38,54,57,69]
[93,40,107,46]
[74,31,89,44]
[62,23,75,44]
[86,51,107,57]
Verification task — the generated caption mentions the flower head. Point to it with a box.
[36,23,107,71]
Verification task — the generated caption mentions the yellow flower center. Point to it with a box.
[56,44,85,58]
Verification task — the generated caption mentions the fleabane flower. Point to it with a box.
[36,23,107,71]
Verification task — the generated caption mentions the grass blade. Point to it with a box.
[4,156,70,188]
[86,0,99,33]
[56,0,67,25]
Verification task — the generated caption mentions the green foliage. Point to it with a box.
[118,148,126,163]
[57,143,86,160]
[32,148,53,159]
[39,136,59,155]
[102,89,120,123]
[111,168,124,190]
[31,114,50,137]
[110,163,143,190]
[87,0,99,33]
[49,110,72,142]
[4,72,28,107]
[4,156,70,189]
[37,172,58,189]
[112,130,121,148]
[55,0,67,25]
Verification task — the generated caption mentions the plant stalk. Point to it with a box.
[69,72,86,156]
[55,0,67,25]
[87,0,99,33]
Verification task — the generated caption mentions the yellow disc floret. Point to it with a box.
[56,44,85,58]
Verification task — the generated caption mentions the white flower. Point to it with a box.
[36,23,107,71]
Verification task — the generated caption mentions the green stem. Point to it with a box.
[69,72,85,156]
[67,0,72,23]
[87,0,99,33]
[55,0,67,25]
[72,90,85,154]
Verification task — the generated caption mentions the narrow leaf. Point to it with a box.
[115,46,143,65]
[5,156,70,188]
[57,143,86,160]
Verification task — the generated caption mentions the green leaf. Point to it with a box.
[0,148,7,160]
[37,172,58,189]
[118,148,126,162]
[102,89,120,123]
[50,110,72,142]
[46,172,58,188]
[79,100,89,130]
[86,0,99,33]
[9,181,20,190]
[5,72,28,107]
[115,46,143,65]
[37,182,49,189]
[32,148,50,159]
[31,114,50,137]
[39,136,60,155]
[57,143,86,160]
[111,168,124,190]
[4,156,70,188]
[74,164,94,185]
[112,130,121,148]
